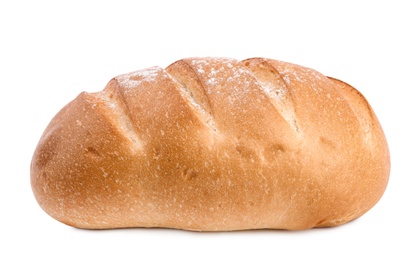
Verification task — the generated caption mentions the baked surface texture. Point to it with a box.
[31,57,390,231]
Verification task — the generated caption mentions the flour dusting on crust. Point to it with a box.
[116,66,163,88]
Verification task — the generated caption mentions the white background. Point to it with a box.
[1,0,413,259]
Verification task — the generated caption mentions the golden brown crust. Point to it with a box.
[31,57,390,230]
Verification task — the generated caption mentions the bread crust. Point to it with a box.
[31,57,390,230]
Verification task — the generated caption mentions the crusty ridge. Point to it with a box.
[328,77,374,138]
[96,80,143,153]
[165,60,218,132]
[243,58,300,134]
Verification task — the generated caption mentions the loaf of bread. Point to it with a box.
[31,57,390,231]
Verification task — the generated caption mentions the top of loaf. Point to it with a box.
[109,57,358,141]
